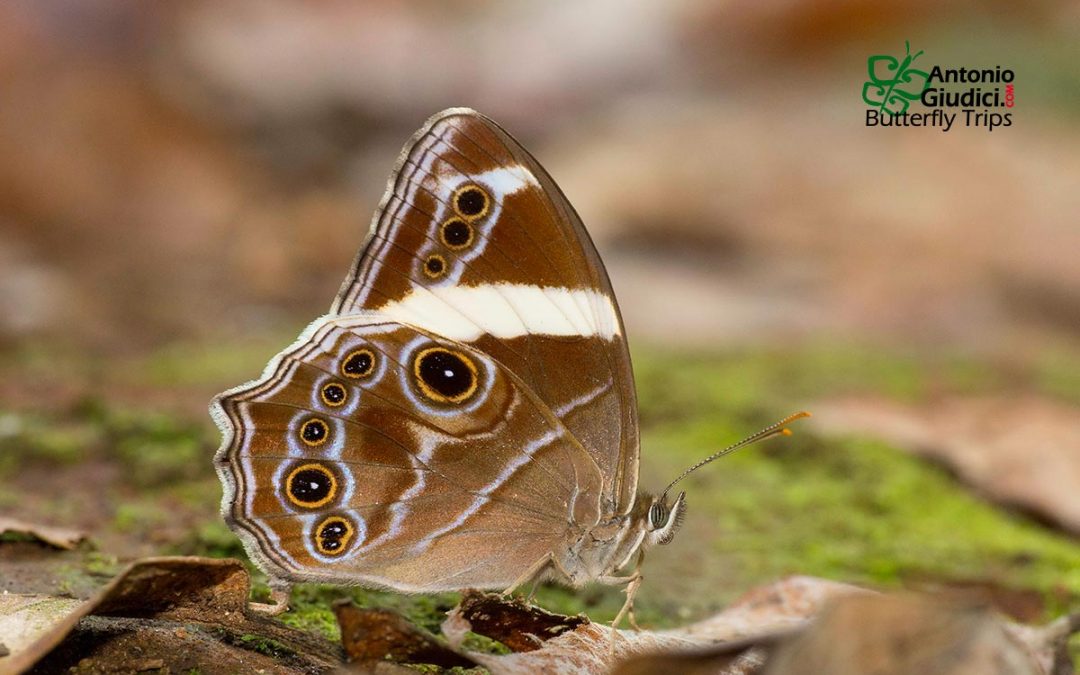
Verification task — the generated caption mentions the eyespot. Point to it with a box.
[439,218,474,250]
[341,348,375,379]
[285,463,337,508]
[320,382,348,407]
[299,417,329,446]
[423,254,447,279]
[314,515,354,556]
[452,184,489,219]
[413,347,478,404]
[648,502,667,529]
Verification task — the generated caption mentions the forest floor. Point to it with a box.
[3,338,1078,665]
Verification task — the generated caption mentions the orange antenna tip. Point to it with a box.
[781,428,793,436]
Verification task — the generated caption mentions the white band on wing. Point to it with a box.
[376,284,622,342]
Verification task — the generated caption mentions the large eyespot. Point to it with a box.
[320,382,348,407]
[314,515,355,556]
[452,184,489,219]
[439,218,474,250]
[413,347,478,404]
[341,348,375,379]
[423,254,447,279]
[299,417,329,446]
[648,502,667,529]
[285,463,337,508]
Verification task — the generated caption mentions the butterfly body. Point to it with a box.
[212,109,688,604]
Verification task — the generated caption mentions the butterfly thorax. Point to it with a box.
[559,489,687,585]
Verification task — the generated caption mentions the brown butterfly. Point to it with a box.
[211,108,807,625]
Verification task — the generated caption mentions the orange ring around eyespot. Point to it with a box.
[320,382,348,407]
[285,463,337,509]
[299,417,329,447]
[412,346,479,404]
[341,348,375,379]
[451,184,490,220]
[314,515,354,556]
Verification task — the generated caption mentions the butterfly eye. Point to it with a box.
[285,463,337,508]
[439,218,474,250]
[341,349,375,379]
[314,515,354,556]
[413,347,479,404]
[453,184,489,219]
[299,417,329,446]
[648,502,667,529]
[320,382,347,407]
[423,254,447,279]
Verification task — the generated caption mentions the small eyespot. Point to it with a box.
[299,417,329,446]
[439,218,474,250]
[314,515,355,556]
[320,382,347,407]
[423,254,447,279]
[413,346,479,404]
[341,348,375,379]
[286,463,337,508]
[453,184,489,219]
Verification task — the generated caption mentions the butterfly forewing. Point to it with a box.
[333,109,639,515]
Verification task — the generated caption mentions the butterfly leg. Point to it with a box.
[249,580,292,616]
[599,550,644,632]
[502,555,551,598]
[502,554,574,603]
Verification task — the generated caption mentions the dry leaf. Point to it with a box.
[0,516,87,550]
[812,396,1080,535]
[334,602,477,670]
[0,556,340,673]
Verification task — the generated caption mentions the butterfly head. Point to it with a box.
[644,491,687,547]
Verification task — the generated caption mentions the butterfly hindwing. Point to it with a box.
[213,315,605,590]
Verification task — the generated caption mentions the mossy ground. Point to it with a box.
[3,339,1078,647]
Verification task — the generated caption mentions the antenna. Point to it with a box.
[661,411,812,499]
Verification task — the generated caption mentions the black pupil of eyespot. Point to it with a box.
[443,220,471,246]
[344,351,372,376]
[319,521,348,550]
[456,188,485,216]
[418,350,474,399]
[426,257,444,273]
[323,384,345,403]
[290,468,332,503]
[302,420,326,442]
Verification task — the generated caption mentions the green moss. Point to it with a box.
[626,375,1080,624]
[278,584,462,641]
[235,633,296,658]
[460,631,512,656]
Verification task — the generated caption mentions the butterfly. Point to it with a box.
[211,108,807,626]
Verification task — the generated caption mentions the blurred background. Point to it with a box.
[1,0,1078,641]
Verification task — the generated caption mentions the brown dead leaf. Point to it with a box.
[443,577,857,675]
[762,594,1076,675]
[614,590,1080,675]
[0,556,341,674]
[812,395,1080,536]
[439,578,1077,675]
[334,602,477,670]
[446,590,589,652]
[0,516,87,550]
